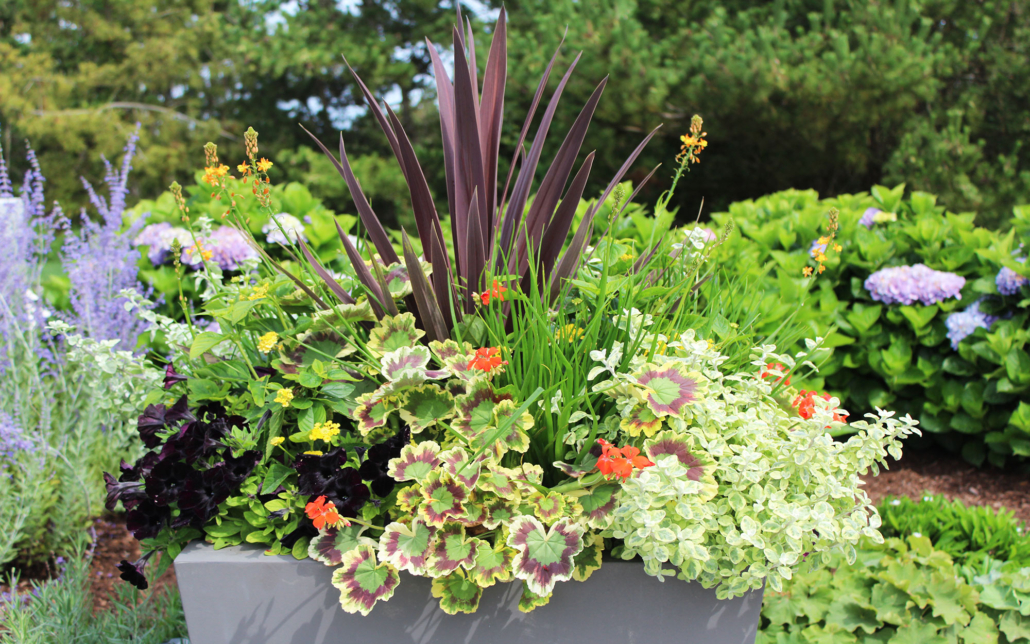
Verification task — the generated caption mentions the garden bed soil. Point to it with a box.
[861,446,1030,526]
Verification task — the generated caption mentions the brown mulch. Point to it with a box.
[862,446,1030,526]
[1,516,177,614]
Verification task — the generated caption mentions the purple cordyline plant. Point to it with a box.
[59,128,150,350]
[945,299,998,350]
[864,264,965,306]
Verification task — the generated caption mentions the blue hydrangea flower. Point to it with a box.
[262,213,306,245]
[864,264,965,306]
[181,226,258,271]
[858,207,879,229]
[133,222,194,266]
[996,258,1027,296]
[945,299,997,350]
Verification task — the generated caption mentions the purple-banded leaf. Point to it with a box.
[572,534,604,582]
[331,545,399,616]
[381,345,433,380]
[429,338,472,365]
[431,572,484,615]
[635,364,705,418]
[419,470,469,527]
[309,524,376,567]
[552,459,594,480]
[387,441,441,483]
[538,153,594,279]
[367,313,424,356]
[550,125,662,301]
[470,543,514,588]
[396,485,422,512]
[528,492,567,525]
[509,463,545,489]
[476,467,519,501]
[620,403,664,438]
[479,8,506,223]
[515,77,607,279]
[507,516,584,596]
[399,385,454,433]
[498,52,582,267]
[578,483,619,530]
[296,237,356,306]
[299,126,397,265]
[401,230,450,343]
[439,447,482,489]
[353,391,400,436]
[378,519,435,575]
[426,525,481,577]
[260,252,330,310]
[453,379,512,439]
[382,262,414,299]
[518,585,551,613]
[487,399,533,456]
[312,300,376,327]
[644,431,718,501]
[480,493,517,529]
[457,497,487,527]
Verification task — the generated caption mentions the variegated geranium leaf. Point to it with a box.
[309,524,376,566]
[619,403,664,438]
[507,516,584,596]
[572,534,604,582]
[635,363,705,418]
[475,465,519,500]
[396,484,422,512]
[509,463,545,495]
[470,542,514,587]
[310,300,376,331]
[552,459,594,479]
[398,384,454,433]
[481,493,517,529]
[354,391,400,436]
[487,399,533,455]
[439,447,481,489]
[387,441,442,483]
[577,483,619,530]
[367,313,424,356]
[528,492,567,524]
[645,431,718,501]
[382,262,414,299]
[381,345,432,380]
[431,572,483,615]
[453,380,511,439]
[457,495,487,527]
[518,585,552,613]
[331,545,400,616]
[425,525,481,577]
[419,470,468,527]
[428,339,472,365]
[378,519,435,575]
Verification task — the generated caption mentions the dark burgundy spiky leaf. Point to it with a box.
[330,221,388,317]
[452,27,489,281]
[479,8,506,223]
[427,38,457,232]
[429,226,458,331]
[465,189,485,311]
[402,230,450,343]
[538,152,594,279]
[297,237,358,308]
[344,58,403,164]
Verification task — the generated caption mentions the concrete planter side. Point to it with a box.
[175,541,763,644]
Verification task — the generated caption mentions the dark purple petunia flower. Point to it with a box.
[280,524,319,549]
[136,395,194,448]
[163,363,188,389]
[144,458,193,505]
[103,473,147,511]
[125,499,170,540]
[116,551,155,590]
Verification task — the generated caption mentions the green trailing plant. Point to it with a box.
[877,495,1030,570]
[758,534,1030,644]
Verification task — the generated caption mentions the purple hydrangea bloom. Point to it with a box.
[865,264,965,306]
[945,299,997,350]
[859,207,879,229]
[996,258,1028,296]
[262,213,305,245]
[133,222,194,266]
[182,226,258,271]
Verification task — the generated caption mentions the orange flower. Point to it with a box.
[760,362,791,386]
[237,162,249,175]
[595,438,653,481]
[203,164,230,187]
[792,391,849,424]
[475,280,508,305]
[305,495,348,530]
[256,158,273,172]
[802,266,814,277]
[467,347,508,372]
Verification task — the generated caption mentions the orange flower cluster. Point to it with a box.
[676,115,708,165]
[305,495,348,530]
[596,439,654,481]
[792,390,849,423]
[474,280,507,305]
[203,164,230,187]
[467,347,507,372]
[759,362,791,386]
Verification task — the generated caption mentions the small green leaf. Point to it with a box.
[190,331,225,359]
[261,462,294,494]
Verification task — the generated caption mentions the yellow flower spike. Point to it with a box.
[249,284,270,301]
[257,158,273,172]
[274,388,294,408]
[257,331,279,353]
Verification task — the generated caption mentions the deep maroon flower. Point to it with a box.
[163,363,188,389]
[117,556,150,590]
[125,499,170,540]
[144,458,193,505]
[136,395,194,448]
[280,523,319,549]
[295,446,350,497]
[103,472,147,511]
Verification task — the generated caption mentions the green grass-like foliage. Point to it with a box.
[0,540,187,644]
[758,535,1030,644]
[877,495,1030,570]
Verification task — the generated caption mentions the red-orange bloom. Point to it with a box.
[760,362,791,386]
[792,390,849,424]
[305,495,345,530]
[467,347,508,372]
[475,280,508,306]
[595,439,653,481]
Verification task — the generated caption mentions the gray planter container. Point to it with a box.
[175,541,763,644]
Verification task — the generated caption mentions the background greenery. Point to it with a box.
[2,0,1028,228]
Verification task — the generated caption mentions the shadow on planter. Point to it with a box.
[175,542,763,644]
